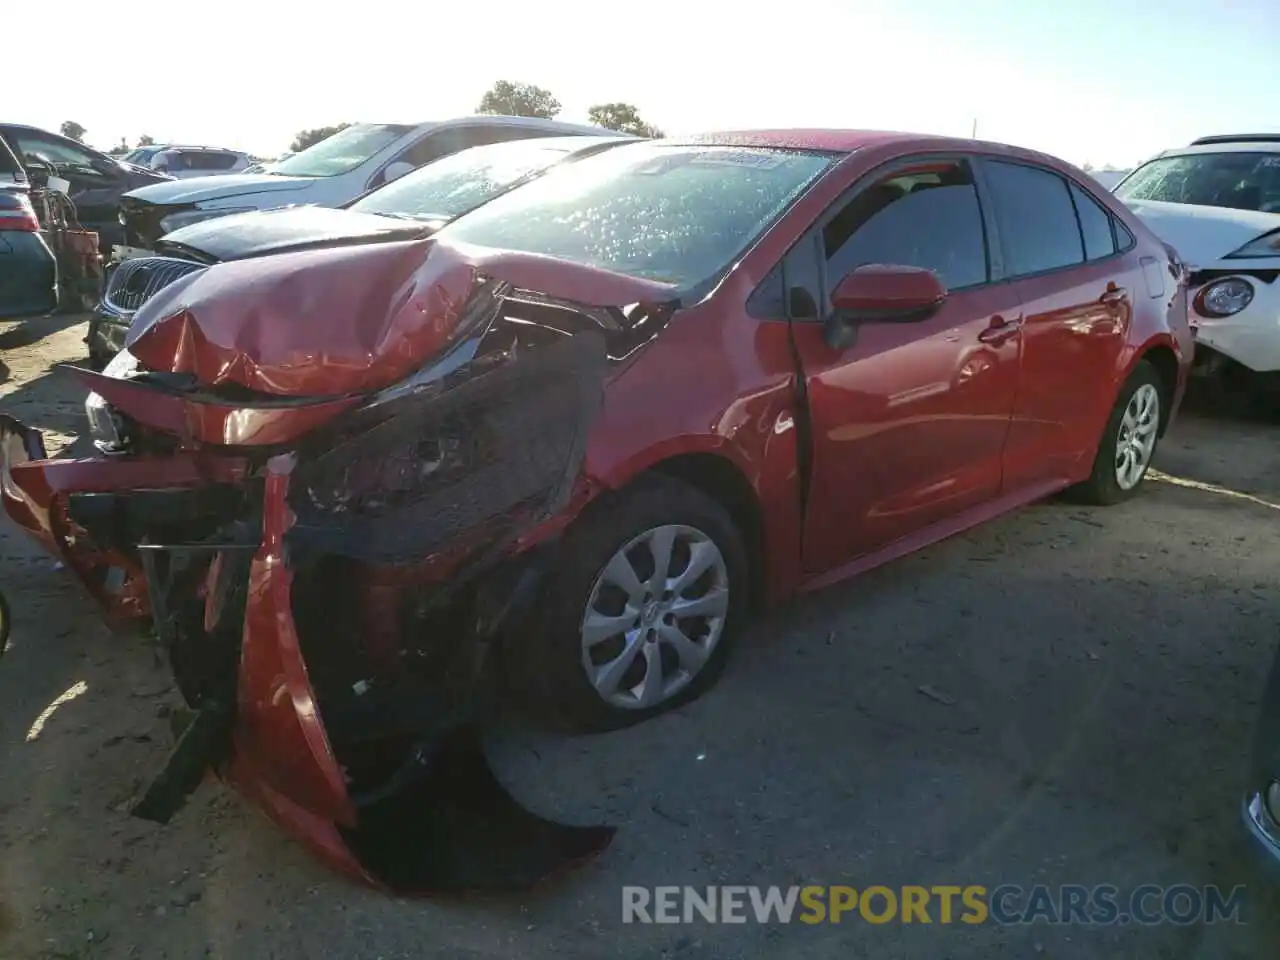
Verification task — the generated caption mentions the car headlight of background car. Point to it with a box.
[1194,277,1255,318]
[159,206,256,234]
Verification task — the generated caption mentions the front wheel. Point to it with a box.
[1068,360,1165,505]
[516,474,748,733]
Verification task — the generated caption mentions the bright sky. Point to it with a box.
[17,0,1278,168]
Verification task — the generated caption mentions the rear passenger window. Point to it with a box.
[1069,182,1116,261]
[823,160,989,292]
[984,160,1084,277]
[1113,218,1136,252]
[193,152,240,171]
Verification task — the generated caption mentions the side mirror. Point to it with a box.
[381,161,415,184]
[824,264,946,349]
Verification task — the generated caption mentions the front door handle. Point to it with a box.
[978,316,1023,344]
[1100,286,1128,305]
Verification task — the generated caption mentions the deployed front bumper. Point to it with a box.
[0,397,616,892]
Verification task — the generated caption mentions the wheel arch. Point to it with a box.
[585,439,769,612]
[1132,340,1181,438]
[645,452,767,611]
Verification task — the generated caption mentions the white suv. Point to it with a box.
[150,146,253,178]
[117,115,611,252]
[1116,134,1280,390]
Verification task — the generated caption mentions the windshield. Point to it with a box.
[1116,151,1280,213]
[437,143,837,288]
[271,124,416,178]
[351,139,589,221]
[125,148,160,165]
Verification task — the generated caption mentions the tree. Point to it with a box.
[60,121,86,143]
[587,102,663,138]
[477,81,560,119]
[1082,162,1095,172]
[290,123,351,153]
[107,138,129,157]
[137,134,155,147]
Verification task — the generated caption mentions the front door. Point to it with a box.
[788,157,1023,575]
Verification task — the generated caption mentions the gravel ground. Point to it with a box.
[2,312,1279,959]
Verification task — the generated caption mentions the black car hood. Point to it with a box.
[156,206,438,263]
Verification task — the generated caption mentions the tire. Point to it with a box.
[516,474,748,733]
[1068,360,1165,505]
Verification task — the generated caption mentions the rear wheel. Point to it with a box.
[1068,360,1164,505]
[516,474,748,733]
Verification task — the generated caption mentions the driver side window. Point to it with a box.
[368,125,549,189]
[12,133,110,179]
[823,159,990,294]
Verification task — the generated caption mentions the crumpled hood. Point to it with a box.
[1125,199,1280,267]
[157,206,434,263]
[124,236,678,397]
[124,173,318,207]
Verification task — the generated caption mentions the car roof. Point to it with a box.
[676,129,937,152]
[668,129,1080,170]
[395,116,618,137]
[157,146,246,154]
[1155,139,1280,159]
[510,134,636,152]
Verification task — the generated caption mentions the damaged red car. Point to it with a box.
[0,131,1193,893]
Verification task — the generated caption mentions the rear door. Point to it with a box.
[785,156,1025,574]
[977,158,1137,490]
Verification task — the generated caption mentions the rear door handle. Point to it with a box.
[978,316,1023,344]
[1100,287,1128,305]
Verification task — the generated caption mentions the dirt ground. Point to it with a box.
[3,312,1280,959]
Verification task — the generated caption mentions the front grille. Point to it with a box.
[104,256,205,313]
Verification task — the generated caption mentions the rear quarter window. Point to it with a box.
[186,151,240,171]
[1068,182,1117,261]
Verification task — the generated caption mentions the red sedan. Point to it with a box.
[0,130,1191,892]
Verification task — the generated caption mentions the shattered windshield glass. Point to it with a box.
[350,139,581,221]
[438,143,837,288]
[1116,151,1280,213]
[271,123,416,178]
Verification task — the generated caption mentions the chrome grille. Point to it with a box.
[104,257,205,314]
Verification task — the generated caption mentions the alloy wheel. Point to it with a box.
[579,524,730,710]
[1115,383,1160,491]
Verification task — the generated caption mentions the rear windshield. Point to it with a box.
[437,143,837,290]
[1116,151,1280,212]
[271,124,416,178]
[350,139,583,221]
[0,134,24,180]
